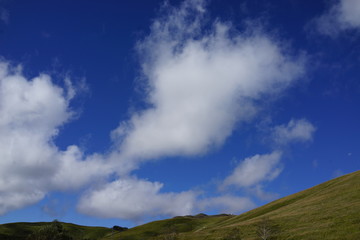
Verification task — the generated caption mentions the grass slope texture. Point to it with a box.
[111,170,360,240]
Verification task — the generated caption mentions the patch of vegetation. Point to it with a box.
[27,220,73,240]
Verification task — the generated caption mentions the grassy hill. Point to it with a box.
[0,221,114,240]
[1,170,359,239]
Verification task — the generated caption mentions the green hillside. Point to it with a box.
[1,170,359,239]
[0,221,114,240]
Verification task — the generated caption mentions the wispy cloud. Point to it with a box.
[313,0,360,36]
[271,119,316,146]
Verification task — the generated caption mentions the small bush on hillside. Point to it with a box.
[112,225,128,232]
[26,220,73,240]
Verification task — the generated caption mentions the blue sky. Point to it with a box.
[0,0,359,228]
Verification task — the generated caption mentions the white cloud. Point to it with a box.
[0,61,109,215]
[50,146,111,191]
[78,178,197,221]
[222,151,283,189]
[110,0,304,173]
[315,0,360,35]
[0,62,70,214]
[198,195,255,214]
[271,119,316,145]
